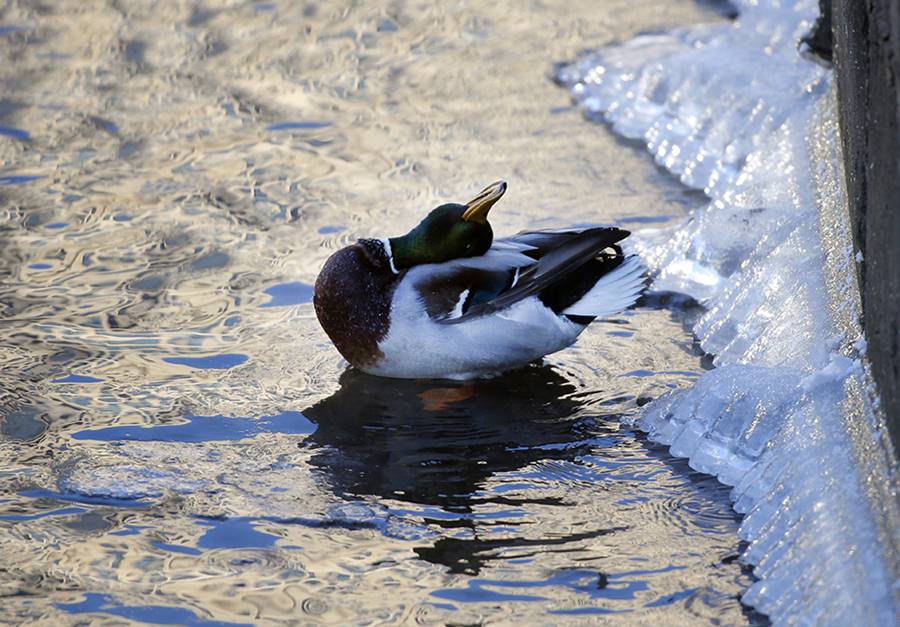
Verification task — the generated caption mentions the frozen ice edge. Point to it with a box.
[556,1,899,624]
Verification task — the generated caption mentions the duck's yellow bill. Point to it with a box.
[462,180,507,224]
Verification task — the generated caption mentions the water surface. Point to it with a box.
[0,1,757,624]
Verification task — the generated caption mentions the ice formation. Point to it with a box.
[557,0,899,623]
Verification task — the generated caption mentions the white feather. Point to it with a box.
[380,238,399,274]
[562,255,646,318]
[449,288,470,319]
[490,237,538,251]
[412,239,536,275]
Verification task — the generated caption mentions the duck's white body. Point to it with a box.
[363,237,646,379]
[370,289,584,379]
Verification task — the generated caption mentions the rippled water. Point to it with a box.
[0,1,760,624]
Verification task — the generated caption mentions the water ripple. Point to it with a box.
[0,1,752,625]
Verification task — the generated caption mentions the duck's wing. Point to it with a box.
[405,235,535,321]
[410,227,638,323]
[411,264,520,321]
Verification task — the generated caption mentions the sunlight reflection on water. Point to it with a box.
[0,0,758,624]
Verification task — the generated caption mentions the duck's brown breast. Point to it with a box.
[313,239,399,368]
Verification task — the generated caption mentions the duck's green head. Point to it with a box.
[388,181,506,269]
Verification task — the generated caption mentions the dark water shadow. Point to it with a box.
[695,0,739,20]
[302,364,618,574]
[303,364,595,506]
[638,291,716,370]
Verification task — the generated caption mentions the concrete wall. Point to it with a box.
[831,0,900,449]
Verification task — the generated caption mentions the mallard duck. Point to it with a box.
[314,181,646,379]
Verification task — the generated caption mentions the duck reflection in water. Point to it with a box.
[302,364,619,574]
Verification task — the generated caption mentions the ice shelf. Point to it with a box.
[556,0,899,623]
